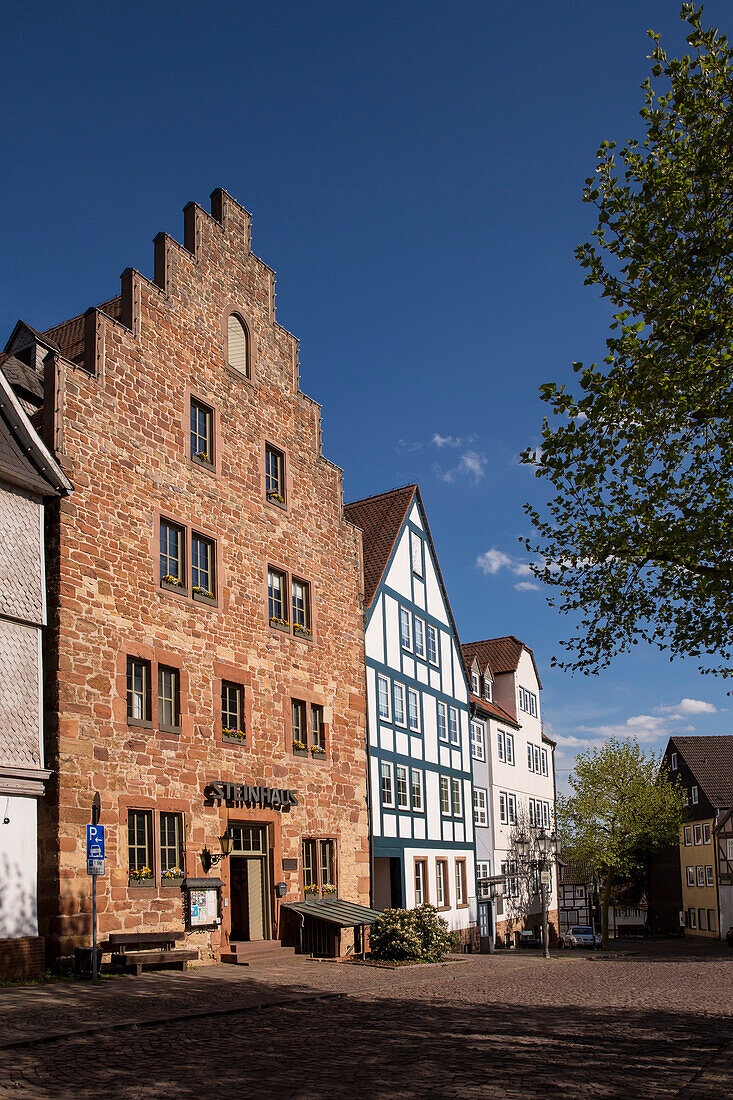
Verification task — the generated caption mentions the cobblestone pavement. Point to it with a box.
[1,941,731,1098]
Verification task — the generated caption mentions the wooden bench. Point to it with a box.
[101,931,198,976]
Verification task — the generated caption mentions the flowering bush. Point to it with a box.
[370,905,451,962]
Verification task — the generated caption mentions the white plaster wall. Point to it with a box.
[404,846,475,931]
[0,797,38,936]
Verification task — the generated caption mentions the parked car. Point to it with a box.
[726,926,733,948]
[560,925,601,949]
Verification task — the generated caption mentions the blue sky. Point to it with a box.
[3,1,731,788]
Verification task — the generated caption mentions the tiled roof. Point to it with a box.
[671,735,733,809]
[44,296,122,365]
[469,692,520,728]
[344,485,417,607]
[0,368,72,497]
[462,636,542,690]
[0,354,43,405]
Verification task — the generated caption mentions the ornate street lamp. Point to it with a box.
[516,828,560,959]
[487,879,503,955]
[201,828,234,873]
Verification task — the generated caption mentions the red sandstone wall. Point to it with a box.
[39,190,370,958]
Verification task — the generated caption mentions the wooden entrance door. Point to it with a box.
[228,825,271,941]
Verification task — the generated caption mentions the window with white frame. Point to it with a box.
[455,860,466,906]
[440,776,451,815]
[540,747,548,776]
[474,787,488,827]
[451,777,462,818]
[407,688,420,732]
[448,707,459,745]
[377,675,390,720]
[694,824,702,845]
[411,769,424,812]
[705,865,714,886]
[396,765,409,810]
[436,859,449,907]
[399,608,412,650]
[483,676,492,702]
[671,752,678,770]
[502,859,519,897]
[414,617,425,658]
[410,530,423,576]
[414,859,427,905]
[507,792,517,825]
[393,682,406,727]
[691,785,699,804]
[477,861,491,898]
[437,701,448,742]
[702,823,711,844]
[470,721,485,761]
[696,865,705,886]
[518,686,538,717]
[728,838,733,860]
[427,624,438,665]
[499,791,508,824]
[505,732,515,765]
[380,761,394,807]
[471,671,480,694]
[688,907,697,929]
[683,825,692,846]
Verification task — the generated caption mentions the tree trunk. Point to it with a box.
[600,872,614,950]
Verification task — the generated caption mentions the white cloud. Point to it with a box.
[575,714,695,744]
[476,547,533,578]
[514,580,539,592]
[434,448,487,484]
[397,439,423,452]
[655,698,717,717]
[432,433,463,448]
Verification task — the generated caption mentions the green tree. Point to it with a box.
[522,5,733,677]
[557,738,684,948]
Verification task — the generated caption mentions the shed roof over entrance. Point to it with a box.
[281,898,382,927]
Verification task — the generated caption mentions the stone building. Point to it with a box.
[3,189,370,963]
[0,364,71,978]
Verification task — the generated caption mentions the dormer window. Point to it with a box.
[227,313,249,376]
[471,672,479,694]
[483,675,492,702]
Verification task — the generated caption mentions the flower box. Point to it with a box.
[129,870,155,887]
[269,617,290,632]
[223,728,247,744]
[266,491,286,507]
[161,577,185,594]
[293,623,312,639]
[192,588,217,605]
[192,452,214,468]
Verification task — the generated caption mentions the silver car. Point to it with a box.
[561,924,601,948]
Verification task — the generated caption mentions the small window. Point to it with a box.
[436,859,449,908]
[455,860,467,906]
[160,519,185,587]
[268,568,287,626]
[470,721,485,761]
[437,701,448,742]
[128,810,153,882]
[191,533,215,598]
[448,707,459,745]
[499,791,508,824]
[227,313,249,376]
[399,608,412,650]
[440,776,451,816]
[158,666,180,730]
[474,787,488,827]
[705,865,714,887]
[126,656,151,723]
[407,688,420,732]
[291,699,307,750]
[533,745,541,773]
[541,748,548,776]
[688,907,697,929]
[527,743,533,771]
[699,907,707,931]
[427,624,439,665]
[380,761,394,807]
[311,704,325,751]
[292,578,311,637]
[683,825,692,846]
[702,823,711,844]
[411,769,423,812]
[190,399,213,464]
[303,838,336,894]
[265,444,286,505]
[222,681,245,740]
[471,672,479,694]
[694,824,702,845]
[477,862,491,899]
[393,683,406,727]
[691,785,699,804]
[377,675,391,720]
[414,859,427,905]
[483,677,492,702]
[410,530,423,576]
[160,812,184,879]
[670,752,678,771]
[498,731,506,762]
[396,765,409,810]
[507,792,517,825]
[708,909,716,931]
[696,865,705,887]
[451,777,462,817]
[505,733,515,766]
[728,839,733,860]
[414,617,425,658]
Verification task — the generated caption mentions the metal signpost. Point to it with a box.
[86,822,105,980]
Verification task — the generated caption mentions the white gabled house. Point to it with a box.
[345,485,476,941]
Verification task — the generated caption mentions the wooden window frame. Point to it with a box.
[413,616,425,658]
[301,836,338,896]
[291,577,312,639]
[451,777,462,818]
[436,858,450,911]
[683,825,692,846]
[158,664,181,732]
[191,531,216,599]
[426,624,439,666]
[159,811,185,882]
[264,442,287,508]
[705,865,714,887]
[225,310,252,379]
[440,775,451,816]
[399,607,412,650]
[455,858,468,908]
[160,517,186,590]
[694,824,702,845]
[189,397,214,467]
[156,511,221,608]
[128,809,154,886]
[264,561,316,643]
[410,530,424,577]
[126,656,152,727]
[393,682,406,727]
[470,721,485,761]
[437,701,448,742]
[448,707,459,746]
[686,866,694,886]
[221,680,246,744]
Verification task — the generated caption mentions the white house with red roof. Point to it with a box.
[462,636,558,947]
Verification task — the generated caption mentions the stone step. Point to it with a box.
[220,949,311,967]
[227,939,284,955]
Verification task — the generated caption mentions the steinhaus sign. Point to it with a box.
[205,781,298,812]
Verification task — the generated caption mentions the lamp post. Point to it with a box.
[487,880,503,955]
[516,828,561,959]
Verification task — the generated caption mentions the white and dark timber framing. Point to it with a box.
[345,485,476,940]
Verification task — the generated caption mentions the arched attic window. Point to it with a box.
[227,313,249,376]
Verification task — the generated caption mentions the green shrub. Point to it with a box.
[370,904,451,962]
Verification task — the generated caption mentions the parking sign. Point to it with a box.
[87,824,105,876]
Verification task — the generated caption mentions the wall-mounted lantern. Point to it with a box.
[201,828,234,873]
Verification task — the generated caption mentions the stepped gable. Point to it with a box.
[671,735,733,808]
[344,485,417,607]
[44,296,122,365]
